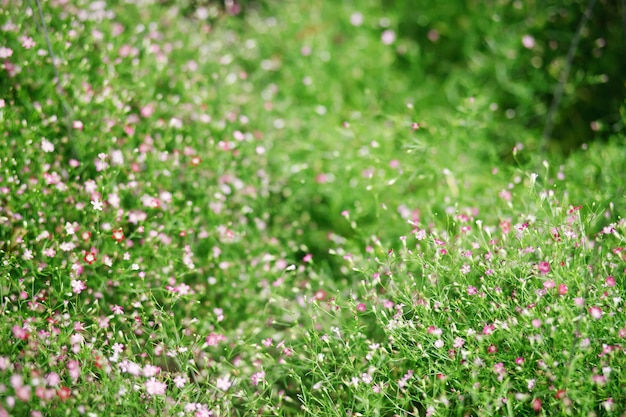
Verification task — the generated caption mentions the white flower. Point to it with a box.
[41,138,54,153]
[91,199,103,211]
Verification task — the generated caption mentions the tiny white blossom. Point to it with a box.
[91,199,103,211]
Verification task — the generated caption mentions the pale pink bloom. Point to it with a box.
[350,12,363,26]
[206,333,225,346]
[537,261,550,275]
[41,138,54,153]
[21,36,35,49]
[145,377,167,395]
[0,47,13,58]
[216,376,231,391]
[143,364,160,377]
[174,375,187,388]
[250,371,265,386]
[71,280,86,294]
[522,35,536,49]
[589,306,603,320]
[381,29,396,45]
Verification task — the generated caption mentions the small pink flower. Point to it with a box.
[145,377,167,396]
[537,261,550,275]
[592,374,607,385]
[21,36,36,49]
[350,12,363,26]
[12,325,29,340]
[112,228,125,243]
[206,333,225,346]
[16,385,31,401]
[522,35,536,49]
[250,371,265,386]
[0,47,13,59]
[453,337,465,348]
[487,344,497,354]
[605,276,616,287]
[589,306,603,320]
[216,376,231,391]
[357,303,367,312]
[558,284,568,295]
[84,251,97,264]
[41,138,54,153]
[57,386,71,401]
[313,289,327,301]
[381,29,396,45]
[71,280,86,294]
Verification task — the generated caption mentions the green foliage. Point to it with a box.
[0,0,624,416]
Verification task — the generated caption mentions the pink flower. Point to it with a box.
[71,280,86,294]
[112,228,125,243]
[381,29,396,45]
[84,251,97,264]
[356,303,367,312]
[173,375,187,388]
[21,36,35,49]
[216,376,231,391]
[453,337,465,348]
[0,47,13,59]
[16,385,31,401]
[522,35,536,49]
[537,261,550,275]
[145,377,167,396]
[206,333,225,346]
[57,386,71,401]
[12,325,29,340]
[482,324,495,335]
[41,138,54,153]
[250,371,265,386]
[589,306,603,320]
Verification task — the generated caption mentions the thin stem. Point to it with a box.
[541,0,597,152]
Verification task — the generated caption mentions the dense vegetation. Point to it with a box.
[1,1,625,415]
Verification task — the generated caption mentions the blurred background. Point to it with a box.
[161,0,626,155]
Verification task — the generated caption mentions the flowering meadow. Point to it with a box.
[1,1,625,416]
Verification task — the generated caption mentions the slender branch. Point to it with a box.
[541,0,597,151]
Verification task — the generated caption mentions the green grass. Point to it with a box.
[1,1,625,416]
